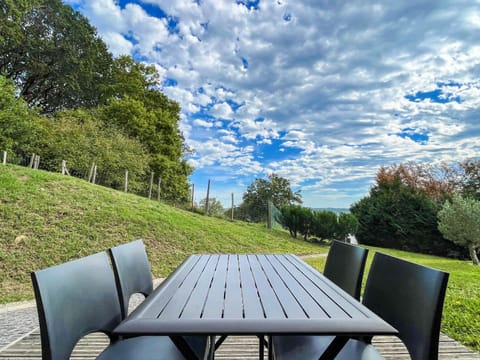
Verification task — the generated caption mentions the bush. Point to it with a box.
[0,75,43,161]
[277,205,311,239]
[310,210,337,241]
[336,213,359,241]
[38,110,150,194]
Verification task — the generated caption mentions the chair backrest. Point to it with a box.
[363,252,449,360]
[31,252,122,360]
[108,239,153,319]
[323,240,368,299]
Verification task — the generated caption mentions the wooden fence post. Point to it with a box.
[124,170,128,192]
[157,177,161,202]
[148,172,154,199]
[231,193,234,220]
[92,164,97,184]
[205,179,211,215]
[61,160,70,175]
[34,155,40,169]
[191,184,195,211]
[88,162,95,182]
[2,151,6,165]
[28,153,35,168]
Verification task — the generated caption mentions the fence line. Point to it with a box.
[1,150,162,201]
[1,149,236,218]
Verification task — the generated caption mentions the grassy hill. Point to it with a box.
[0,165,327,303]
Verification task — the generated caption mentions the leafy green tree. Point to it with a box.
[241,173,302,222]
[99,56,193,203]
[310,210,337,242]
[277,205,311,238]
[336,213,359,242]
[351,173,466,258]
[460,159,480,201]
[199,197,224,216]
[0,0,112,113]
[438,195,480,265]
[0,75,43,160]
[39,109,150,193]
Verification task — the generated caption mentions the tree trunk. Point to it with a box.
[468,244,479,265]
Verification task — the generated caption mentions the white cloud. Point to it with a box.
[211,102,234,119]
[192,119,213,128]
[71,0,480,207]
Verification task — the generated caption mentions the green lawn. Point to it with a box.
[0,165,328,303]
[305,246,480,353]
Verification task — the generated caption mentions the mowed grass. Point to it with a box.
[306,246,480,353]
[0,165,327,304]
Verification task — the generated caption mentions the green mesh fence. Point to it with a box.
[267,200,283,229]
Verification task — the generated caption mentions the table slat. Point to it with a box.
[202,255,228,318]
[238,255,265,319]
[256,255,307,319]
[247,255,285,319]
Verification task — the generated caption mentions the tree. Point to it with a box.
[277,205,311,239]
[351,172,466,258]
[199,197,224,216]
[310,210,337,242]
[99,56,193,203]
[335,213,359,242]
[376,162,460,203]
[241,173,302,222]
[0,0,113,113]
[38,109,150,193]
[0,75,43,160]
[438,195,480,265]
[460,159,480,201]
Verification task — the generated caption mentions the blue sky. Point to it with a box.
[65,0,480,208]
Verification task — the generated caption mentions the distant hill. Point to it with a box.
[311,207,350,214]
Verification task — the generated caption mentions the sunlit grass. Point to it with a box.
[0,164,328,303]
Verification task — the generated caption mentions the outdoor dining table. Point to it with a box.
[112,254,398,360]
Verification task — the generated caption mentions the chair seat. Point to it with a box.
[273,336,384,360]
[97,335,207,360]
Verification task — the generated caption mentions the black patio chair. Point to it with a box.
[31,251,191,360]
[109,239,207,358]
[323,240,368,299]
[272,252,449,360]
[108,239,153,319]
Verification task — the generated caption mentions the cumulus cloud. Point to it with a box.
[70,0,480,207]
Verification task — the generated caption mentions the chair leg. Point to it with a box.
[259,336,265,359]
[268,335,273,360]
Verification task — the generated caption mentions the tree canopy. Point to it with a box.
[239,173,302,222]
[438,195,480,265]
[0,0,112,113]
[351,168,466,258]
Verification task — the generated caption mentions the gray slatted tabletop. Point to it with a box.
[114,254,398,359]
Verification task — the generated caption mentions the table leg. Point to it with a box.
[268,335,273,360]
[318,336,349,360]
[170,336,201,360]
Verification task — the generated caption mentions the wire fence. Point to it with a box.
[2,149,282,227]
